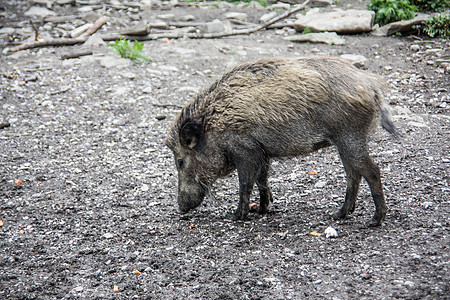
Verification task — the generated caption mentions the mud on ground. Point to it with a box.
[0,1,449,299]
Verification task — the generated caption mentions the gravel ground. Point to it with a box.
[1,1,449,299]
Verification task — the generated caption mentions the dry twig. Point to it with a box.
[9,16,108,53]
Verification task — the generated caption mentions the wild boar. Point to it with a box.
[165,57,399,227]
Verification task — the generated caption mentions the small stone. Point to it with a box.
[156,115,167,121]
[103,233,114,239]
[82,12,101,23]
[180,15,195,22]
[225,12,248,21]
[148,21,169,29]
[324,226,338,238]
[422,201,433,209]
[311,0,333,6]
[340,54,368,69]
[314,181,327,188]
[0,27,15,34]
[24,7,56,18]
[83,33,105,47]
[143,86,153,93]
[223,20,233,33]
[159,65,179,73]
[73,286,83,292]
[268,3,291,11]
[122,72,137,79]
[404,281,415,287]
[78,6,94,13]
[410,44,420,51]
[384,66,393,71]
[120,23,149,36]
[200,19,225,33]
[411,253,422,260]
[157,14,176,21]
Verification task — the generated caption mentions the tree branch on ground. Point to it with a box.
[9,16,107,53]
[104,0,311,42]
[8,0,311,52]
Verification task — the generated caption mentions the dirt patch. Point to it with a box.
[1,1,449,299]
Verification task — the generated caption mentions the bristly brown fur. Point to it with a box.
[167,56,397,226]
[167,57,387,149]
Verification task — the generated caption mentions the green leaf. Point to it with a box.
[108,38,152,63]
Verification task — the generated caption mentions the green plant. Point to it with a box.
[108,38,152,63]
[416,13,450,39]
[302,27,312,34]
[368,0,418,26]
[410,0,449,12]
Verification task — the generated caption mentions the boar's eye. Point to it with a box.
[177,159,184,169]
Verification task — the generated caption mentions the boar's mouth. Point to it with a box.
[177,190,206,214]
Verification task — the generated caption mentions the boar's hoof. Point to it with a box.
[231,210,249,221]
[257,206,269,215]
[331,209,347,221]
[366,215,383,227]
[178,207,190,214]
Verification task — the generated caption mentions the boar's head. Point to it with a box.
[165,116,234,214]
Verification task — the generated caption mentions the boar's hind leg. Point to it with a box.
[335,140,387,227]
[256,156,273,215]
[332,156,362,221]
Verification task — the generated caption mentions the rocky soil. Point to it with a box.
[0,0,449,299]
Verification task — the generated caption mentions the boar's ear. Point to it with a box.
[180,119,203,149]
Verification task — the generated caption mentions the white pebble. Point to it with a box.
[324,226,338,238]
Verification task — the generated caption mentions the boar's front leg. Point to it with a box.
[231,148,266,221]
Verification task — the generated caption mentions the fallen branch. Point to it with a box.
[61,49,93,60]
[103,0,311,41]
[9,16,107,53]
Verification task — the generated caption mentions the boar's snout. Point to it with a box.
[177,190,206,214]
